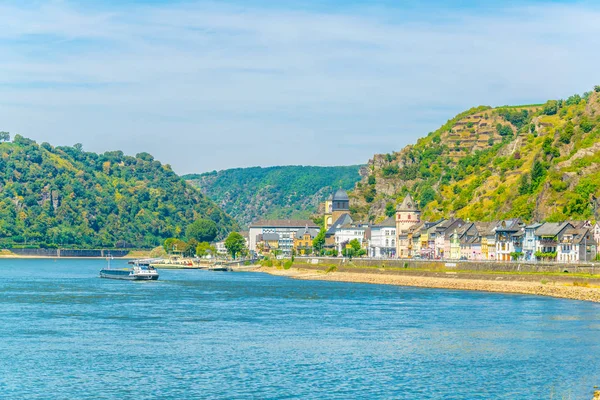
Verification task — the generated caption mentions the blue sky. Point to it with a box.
[1,0,599,173]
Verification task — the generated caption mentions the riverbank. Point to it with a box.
[0,250,151,259]
[253,264,600,303]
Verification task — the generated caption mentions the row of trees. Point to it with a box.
[162,229,248,260]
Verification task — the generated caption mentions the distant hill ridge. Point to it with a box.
[0,135,238,248]
[350,86,600,223]
[184,165,362,228]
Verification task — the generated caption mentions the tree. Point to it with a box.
[196,241,216,257]
[312,228,326,255]
[163,238,187,254]
[342,239,364,259]
[518,174,530,195]
[542,100,558,115]
[559,122,574,144]
[420,187,436,208]
[496,124,513,137]
[385,202,395,218]
[163,237,179,252]
[225,232,246,259]
[530,160,546,191]
[186,219,218,243]
[0,131,9,142]
[312,215,324,227]
[580,117,594,133]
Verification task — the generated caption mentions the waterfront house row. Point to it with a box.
[393,217,598,262]
[249,190,600,262]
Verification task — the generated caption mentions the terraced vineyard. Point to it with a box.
[350,87,600,224]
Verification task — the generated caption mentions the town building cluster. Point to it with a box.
[247,189,600,262]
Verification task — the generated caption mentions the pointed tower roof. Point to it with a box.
[396,194,418,212]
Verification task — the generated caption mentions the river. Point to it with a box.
[1,259,599,399]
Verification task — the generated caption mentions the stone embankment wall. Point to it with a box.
[296,257,600,274]
[6,248,131,257]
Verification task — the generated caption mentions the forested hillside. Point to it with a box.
[0,135,238,248]
[184,165,362,227]
[351,86,600,223]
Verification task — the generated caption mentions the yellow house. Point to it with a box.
[293,227,319,255]
[481,237,488,259]
[257,233,280,254]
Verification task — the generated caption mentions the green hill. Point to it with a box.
[184,165,362,227]
[350,86,600,223]
[0,135,238,249]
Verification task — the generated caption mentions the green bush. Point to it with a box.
[550,180,568,192]
[283,260,293,270]
[381,164,399,177]
[542,100,558,115]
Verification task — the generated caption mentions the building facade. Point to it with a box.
[395,194,421,257]
[248,220,319,256]
[369,217,396,258]
[293,227,320,255]
[334,223,368,254]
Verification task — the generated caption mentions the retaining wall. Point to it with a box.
[296,257,600,274]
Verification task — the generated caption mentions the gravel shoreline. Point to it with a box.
[254,266,600,303]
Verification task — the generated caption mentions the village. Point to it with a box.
[246,188,600,263]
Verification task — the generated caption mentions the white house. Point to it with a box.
[334,222,368,254]
[369,217,396,258]
[534,222,574,260]
[559,228,597,262]
[523,223,542,261]
[494,219,524,261]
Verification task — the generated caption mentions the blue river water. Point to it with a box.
[1,259,599,399]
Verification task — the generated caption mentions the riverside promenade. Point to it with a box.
[254,257,600,303]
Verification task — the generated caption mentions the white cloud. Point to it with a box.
[0,1,599,173]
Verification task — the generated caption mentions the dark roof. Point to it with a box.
[250,219,319,228]
[440,219,465,237]
[525,223,543,230]
[332,189,349,201]
[373,216,396,228]
[564,228,592,244]
[326,213,353,235]
[261,233,280,241]
[295,227,320,239]
[568,220,592,229]
[535,222,573,237]
[495,219,523,232]
[475,221,499,236]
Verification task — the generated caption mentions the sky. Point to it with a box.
[1,0,599,174]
